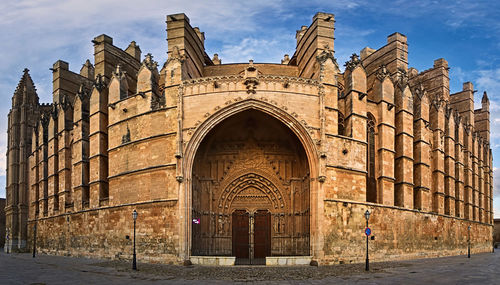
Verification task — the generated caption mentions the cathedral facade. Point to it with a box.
[4,12,493,265]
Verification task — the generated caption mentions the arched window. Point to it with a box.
[338,112,345,136]
[366,113,377,203]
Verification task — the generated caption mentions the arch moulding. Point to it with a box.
[181,98,320,260]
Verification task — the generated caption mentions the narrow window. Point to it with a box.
[338,112,345,136]
[366,113,377,203]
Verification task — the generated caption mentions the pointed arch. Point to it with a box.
[366,112,377,203]
[184,99,317,258]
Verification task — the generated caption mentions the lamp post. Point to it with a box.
[33,222,37,258]
[5,228,9,254]
[467,225,471,258]
[132,209,138,270]
[364,210,371,271]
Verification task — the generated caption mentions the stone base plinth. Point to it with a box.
[266,256,312,266]
[190,256,236,266]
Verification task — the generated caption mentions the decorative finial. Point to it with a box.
[345,53,361,71]
[212,53,221,65]
[115,64,122,75]
[482,91,489,103]
[281,54,290,65]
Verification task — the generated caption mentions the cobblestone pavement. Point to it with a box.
[0,250,499,284]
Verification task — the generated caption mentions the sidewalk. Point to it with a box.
[0,250,498,284]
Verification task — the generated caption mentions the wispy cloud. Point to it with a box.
[0,133,5,176]
[218,37,292,64]
[0,0,499,208]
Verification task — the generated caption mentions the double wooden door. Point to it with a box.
[232,210,271,260]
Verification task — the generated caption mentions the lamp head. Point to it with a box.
[364,210,370,221]
[132,209,138,220]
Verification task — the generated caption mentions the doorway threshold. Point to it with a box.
[190,256,236,266]
[266,256,313,266]
[190,256,313,266]
[235,258,266,265]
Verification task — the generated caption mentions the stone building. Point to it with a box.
[494,219,500,248]
[0,198,5,248]
[4,12,494,265]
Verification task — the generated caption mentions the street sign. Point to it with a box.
[192,218,200,224]
[365,227,371,236]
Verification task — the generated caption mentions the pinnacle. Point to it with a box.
[15,68,35,93]
[482,91,489,103]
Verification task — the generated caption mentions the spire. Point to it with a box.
[15,68,36,94]
[481,91,490,112]
[482,91,489,103]
[80,59,94,79]
[13,68,39,107]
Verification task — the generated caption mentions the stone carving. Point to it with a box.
[344,53,361,71]
[212,53,221,65]
[393,68,408,89]
[376,64,389,81]
[93,73,106,92]
[167,46,186,64]
[244,60,259,94]
[112,64,128,100]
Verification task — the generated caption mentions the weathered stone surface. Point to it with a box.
[4,12,493,265]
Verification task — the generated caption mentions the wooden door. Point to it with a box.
[254,210,271,258]
[232,210,249,258]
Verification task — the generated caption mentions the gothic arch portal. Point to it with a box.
[186,102,314,258]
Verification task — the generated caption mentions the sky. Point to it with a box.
[0,0,499,217]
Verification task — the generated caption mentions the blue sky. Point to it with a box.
[1,0,499,217]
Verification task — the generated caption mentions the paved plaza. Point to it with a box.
[0,250,499,284]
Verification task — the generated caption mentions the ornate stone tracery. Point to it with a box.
[191,109,310,257]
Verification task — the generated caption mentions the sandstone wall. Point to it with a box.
[321,200,492,264]
[5,12,493,262]
[27,201,180,263]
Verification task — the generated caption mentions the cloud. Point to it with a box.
[0,132,6,176]
[0,175,4,199]
[494,168,500,218]
[218,37,292,64]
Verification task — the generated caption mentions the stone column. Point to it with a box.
[477,137,484,222]
[39,115,49,217]
[29,130,39,221]
[483,146,491,223]
[47,111,59,215]
[430,101,445,214]
[343,54,367,142]
[472,134,479,221]
[373,68,395,206]
[72,86,90,211]
[412,86,431,211]
[464,126,473,220]
[89,76,109,208]
[394,82,413,208]
[444,108,456,216]
[454,116,465,218]
[57,101,73,211]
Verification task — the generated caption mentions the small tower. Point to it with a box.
[5,69,40,252]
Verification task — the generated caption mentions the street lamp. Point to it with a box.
[33,222,37,258]
[5,228,9,254]
[364,210,371,271]
[132,209,138,270]
[467,225,471,258]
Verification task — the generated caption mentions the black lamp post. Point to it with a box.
[132,209,138,270]
[6,228,9,254]
[33,222,37,258]
[364,210,371,271]
[467,225,471,258]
